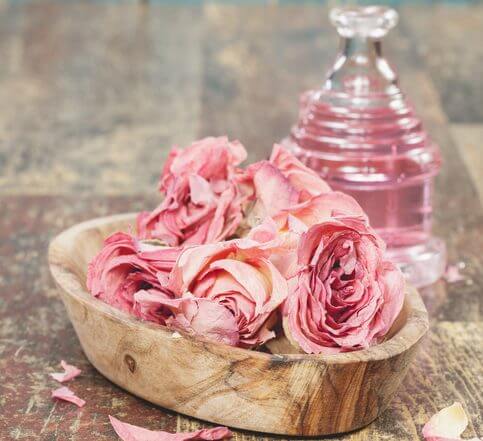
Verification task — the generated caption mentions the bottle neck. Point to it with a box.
[343,36,380,62]
[324,36,398,97]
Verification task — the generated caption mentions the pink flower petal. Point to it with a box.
[133,291,240,346]
[444,265,466,284]
[422,402,480,441]
[109,416,232,441]
[50,360,81,383]
[269,144,331,198]
[189,174,216,205]
[247,217,278,243]
[250,161,299,217]
[51,386,85,407]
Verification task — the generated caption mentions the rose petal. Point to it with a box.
[189,174,216,205]
[269,144,331,197]
[247,217,278,243]
[50,360,81,383]
[109,416,232,441]
[133,291,240,346]
[51,386,85,407]
[444,265,466,284]
[167,296,240,346]
[250,161,299,217]
[422,402,479,441]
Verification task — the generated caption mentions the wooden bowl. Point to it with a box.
[48,213,429,437]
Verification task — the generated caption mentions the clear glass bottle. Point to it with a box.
[282,6,446,287]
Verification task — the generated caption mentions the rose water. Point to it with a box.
[283,6,446,286]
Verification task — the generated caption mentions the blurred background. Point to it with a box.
[0,1,481,440]
[1,0,481,199]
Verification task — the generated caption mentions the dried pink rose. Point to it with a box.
[275,191,367,232]
[423,402,481,441]
[269,144,331,199]
[168,240,288,348]
[244,146,363,231]
[87,232,180,320]
[133,291,239,346]
[137,137,249,246]
[50,360,81,383]
[51,386,85,407]
[109,416,232,441]
[283,215,405,354]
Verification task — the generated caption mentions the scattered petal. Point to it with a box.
[50,360,81,383]
[422,402,481,441]
[444,265,466,283]
[109,416,232,441]
[171,331,182,339]
[51,386,85,407]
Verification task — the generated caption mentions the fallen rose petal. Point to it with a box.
[109,416,232,441]
[444,265,466,284]
[51,386,85,407]
[422,402,482,441]
[50,360,81,383]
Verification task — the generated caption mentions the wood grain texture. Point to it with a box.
[48,214,428,437]
[0,1,482,439]
[450,124,483,204]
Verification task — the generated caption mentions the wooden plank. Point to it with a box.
[399,4,483,124]
[0,2,202,195]
[450,124,483,204]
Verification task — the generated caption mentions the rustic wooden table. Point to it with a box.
[0,2,481,440]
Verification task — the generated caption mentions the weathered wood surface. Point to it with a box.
[0,2,481,440]
[48,214,428,436]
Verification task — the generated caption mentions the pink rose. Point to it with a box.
[245,145,330,218]
[244,145,365,232]
[133,291,240,346]
[168,240,288,348]
[283,215,405,354]
[87,232,180,320]
[269,144,331,199]
[137,137,249,246]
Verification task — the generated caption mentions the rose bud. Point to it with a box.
[137,137,250,246]
[87,232,180,320]
[168,240,288,348]
[283,215,405,354]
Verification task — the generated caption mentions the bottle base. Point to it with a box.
[385,236,446,288]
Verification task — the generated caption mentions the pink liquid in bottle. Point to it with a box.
[283,6,446,286]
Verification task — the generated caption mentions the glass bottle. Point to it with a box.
[282,6,446,287]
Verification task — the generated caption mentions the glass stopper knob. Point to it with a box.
[330,6,398,39]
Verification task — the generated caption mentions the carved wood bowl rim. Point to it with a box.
[48,212,429,365]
